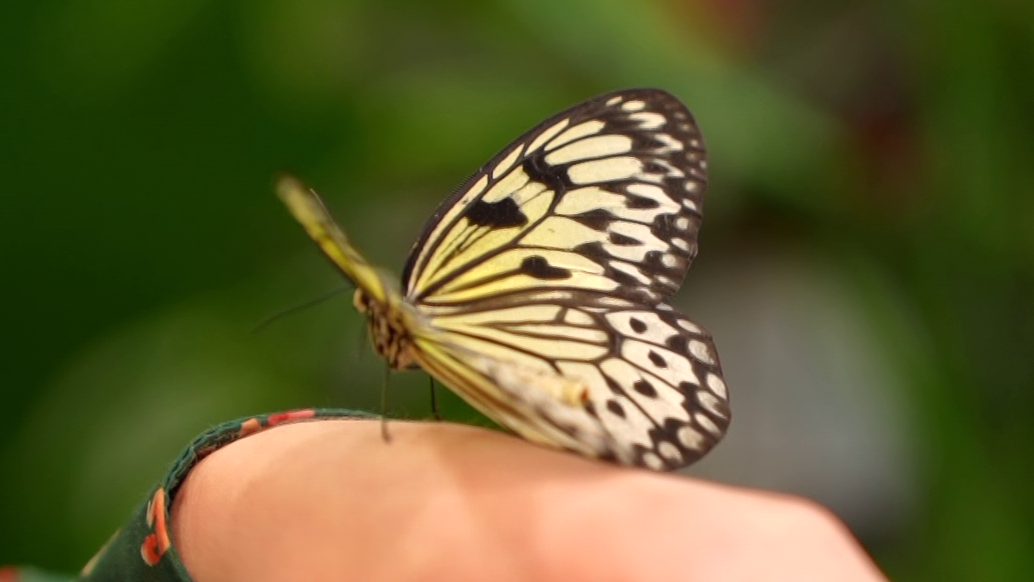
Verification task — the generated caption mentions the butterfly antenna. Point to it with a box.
[380,366,392,442]
[428,376,441,421]
[355,318,369,360]
[250,285,351,334]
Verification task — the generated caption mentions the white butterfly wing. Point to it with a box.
[401,89,708,307]
[411,289,729,469]
[280,89,729,471]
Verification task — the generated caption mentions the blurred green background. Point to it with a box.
[2,0,1032,579]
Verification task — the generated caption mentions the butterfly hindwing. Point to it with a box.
[416,289,729,469]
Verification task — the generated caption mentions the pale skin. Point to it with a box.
[171,420,888,581]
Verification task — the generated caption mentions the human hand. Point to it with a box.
[171,420,887,581]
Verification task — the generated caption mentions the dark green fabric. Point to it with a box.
[4,409,376,582]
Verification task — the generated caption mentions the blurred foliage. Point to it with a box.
[1,0,1032,579]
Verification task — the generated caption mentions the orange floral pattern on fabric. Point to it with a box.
[239,409,317,438]
[268,409,317,426]
[238,417,262,438]
[140,488,170,566]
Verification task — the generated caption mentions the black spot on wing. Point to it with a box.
[605,267,641,288]
[666,335,688,354]
[606,400,626,418]
[642,161,666,174]
[635,134,669,150]
[626,194,660,209]
[519,255,571,280]
[464,198,527,228]
[633,380,657,397]
[569,209,616,231]
[523,152,569,190]
[648,350,666,368]
[584,400,600,419]
[629,317,647,333]
[570,241,603,262]
[608,232,641,246]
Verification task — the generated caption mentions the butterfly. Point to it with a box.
[278,88,730,470]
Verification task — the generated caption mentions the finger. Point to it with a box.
[170,420,886,582]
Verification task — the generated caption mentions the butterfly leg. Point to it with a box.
[429,377,442,421]
[380,367,392,442]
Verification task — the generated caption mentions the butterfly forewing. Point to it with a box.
[401,89,708,307]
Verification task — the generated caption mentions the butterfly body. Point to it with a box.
[353,288,420,370]
[279,89,730,471]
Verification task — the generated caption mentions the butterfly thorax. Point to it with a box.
[353,288,417,370]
